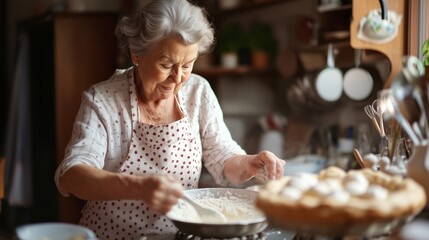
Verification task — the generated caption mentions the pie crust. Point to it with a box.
[256,167,427,236]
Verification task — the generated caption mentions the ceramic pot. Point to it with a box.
[407,143,429,206]
[220,52,238,69]
[251,50,269,69]
[219,0,240,10]
[67,0,121,12]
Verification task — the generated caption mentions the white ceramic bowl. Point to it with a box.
[358,9,402,44]
[16,223,97,240]
[361,12,395,40]
[284,154,326,176]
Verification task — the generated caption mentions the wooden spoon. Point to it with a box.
[353,148,367,168]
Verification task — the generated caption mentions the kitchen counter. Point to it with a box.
[141,227,295,240]
[5,210,428,240]
[142,208,429,240]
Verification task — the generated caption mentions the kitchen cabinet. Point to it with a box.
[11,13,118,225]
[53,13,118,224]
[350,0,406,87]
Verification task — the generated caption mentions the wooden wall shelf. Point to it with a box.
[193,66,278,78]
[350,0,405,88]
[215,0,298,16]
[317,4,352,13]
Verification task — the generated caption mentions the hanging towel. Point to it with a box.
[4,33,33,207]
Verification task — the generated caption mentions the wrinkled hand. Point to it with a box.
[251,151,285,182]
[140,175,183,214]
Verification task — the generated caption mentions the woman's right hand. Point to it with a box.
[139,175,184,214]
[59,165,184,214]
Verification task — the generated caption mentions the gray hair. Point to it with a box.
[115,0,215,56]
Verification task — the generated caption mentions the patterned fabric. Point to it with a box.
[80,113,202,238]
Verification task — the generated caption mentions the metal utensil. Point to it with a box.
[364,104,381,135]
[372,99,391,156]
[315,44,343,102]
[379,0,388,20]
[182,194,227,223]
[381,92,420,145]
[343,49,374,101]
[411,87,429,139]
[389,56,427,144]
[372,99,386,136]
[364,103,388,155]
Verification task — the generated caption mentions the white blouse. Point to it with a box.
[54,67,245,195]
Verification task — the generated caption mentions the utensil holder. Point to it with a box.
[407,143,429,206]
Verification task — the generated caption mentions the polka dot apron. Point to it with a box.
[79,74,202,240]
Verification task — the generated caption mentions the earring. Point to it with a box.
[134,62,139,67]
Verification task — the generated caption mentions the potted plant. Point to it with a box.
[217,24,244,68]
[422,38,429,83]
[247,22,278,69]
[423,39,429,66]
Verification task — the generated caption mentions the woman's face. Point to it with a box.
[133,36,199,101]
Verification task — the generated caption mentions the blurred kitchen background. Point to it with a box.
[0,0,428,236]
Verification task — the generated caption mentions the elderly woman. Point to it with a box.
[55,0,285,238]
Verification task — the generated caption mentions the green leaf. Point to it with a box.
[247,22,278,60]
[423,39,429,66]
[217,24,245,53]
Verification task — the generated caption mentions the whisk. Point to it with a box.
[364,104,381,135]
[372,99,387,136]
[364,103,389,156]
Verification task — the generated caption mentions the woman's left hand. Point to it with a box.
[224,151,285,185]
[250,151,285,182]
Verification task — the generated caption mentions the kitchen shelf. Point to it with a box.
[296,40,351,51]
[316,3,352,46]
[193,66,278,78]
[216,0,299,16]
[317,4,352,13]
[323,30,350,41]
